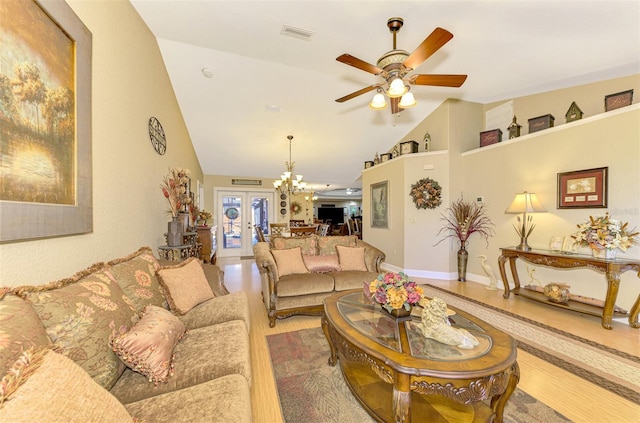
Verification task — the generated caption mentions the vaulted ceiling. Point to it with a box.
[131,1,640,195]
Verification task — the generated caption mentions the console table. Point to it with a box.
[498,247,640,330]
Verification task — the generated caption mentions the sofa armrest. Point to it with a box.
[356,240,386,273]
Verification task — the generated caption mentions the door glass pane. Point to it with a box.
[222,195,242,250]
[251,195,269,245]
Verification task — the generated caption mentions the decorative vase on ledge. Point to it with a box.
[592,248,617,260]
[167,216,184,247]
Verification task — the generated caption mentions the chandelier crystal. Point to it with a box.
[273,135,307,195]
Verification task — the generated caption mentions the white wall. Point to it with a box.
[0,0,202,287]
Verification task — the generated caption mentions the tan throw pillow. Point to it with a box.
[156,258,215,315]
[0,347,136,422]
[14,263,138,390]
[271,247,309,277]
[303,254,340,273]
[336,245,368,271]
[110,305,186,384]
[0,290,52,377]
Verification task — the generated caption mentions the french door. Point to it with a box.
[215,188,274,258]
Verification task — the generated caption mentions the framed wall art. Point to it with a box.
[0,0,92,242]
[370,181,388,228]
[557,167,608,209]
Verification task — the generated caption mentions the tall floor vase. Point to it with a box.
[457,242,468,282]
[167,216,184,246]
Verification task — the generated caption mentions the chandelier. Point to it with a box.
[273,135,307,195]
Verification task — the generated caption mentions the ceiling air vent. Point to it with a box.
[232,179,262,186]
[280,24,315,41]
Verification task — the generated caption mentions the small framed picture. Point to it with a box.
[557,167,608,209]
[561,236,576,253]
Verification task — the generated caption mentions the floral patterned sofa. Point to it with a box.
[0,247,252,422]
[253,235,385,327]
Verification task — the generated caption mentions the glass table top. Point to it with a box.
[336,292,492,361]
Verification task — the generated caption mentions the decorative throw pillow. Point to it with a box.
[303,254,340,273]
[108,246,168,313]
[110,305,186,384]
[271,247,309,277]
[0,289,52,377]
[0,347,136,422]
[156,258,215,315]
[317,235,357,255]
[336,245,368,271]
[13,263,138,390]
[270,236,317,256]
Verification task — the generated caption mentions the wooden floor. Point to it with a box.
[217,257,640,423]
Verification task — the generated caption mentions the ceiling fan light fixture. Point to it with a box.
[369,92,388,110]
[399,90,417,108]
[387,77,407,98]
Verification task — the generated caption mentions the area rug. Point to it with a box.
[421,284,640,405]
[267,327,571,423]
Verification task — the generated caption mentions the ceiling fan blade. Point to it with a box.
[336,54,385,75]
[403,27,453,70]
[410,74,468,87]
[335,84,382,103]
[390,97,401,114]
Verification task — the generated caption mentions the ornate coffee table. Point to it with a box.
[321,290,519,423]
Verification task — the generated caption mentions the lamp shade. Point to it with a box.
[369,92,387,110]
[398,91,417,108]
[387,77,407,98]
[505,192,546,214]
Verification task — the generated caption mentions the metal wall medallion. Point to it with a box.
[148,117,166,155]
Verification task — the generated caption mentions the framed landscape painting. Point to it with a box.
[0,0,92,241]
[371,181,388,228]
[557,167,608,209]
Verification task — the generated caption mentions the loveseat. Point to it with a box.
[253,234,385,327]
[0,247,252,423]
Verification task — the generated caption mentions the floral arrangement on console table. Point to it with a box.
[160,167,191,246]
[572,213,638,259]
[435,197,495,282]
[368,272,424,318]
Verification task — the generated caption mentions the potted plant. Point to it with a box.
[436,197,495,281]
[572,213,638,259]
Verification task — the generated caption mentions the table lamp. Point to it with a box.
[505,191,546,251]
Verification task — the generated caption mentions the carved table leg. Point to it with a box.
[498,254,510,299]
[321,314,338,366]
[490,361,520,423]
[508,257,521,291]
[629,292,640,328]
[392,373,411,423]
[602,267,621,330]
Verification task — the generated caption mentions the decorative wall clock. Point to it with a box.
[148,117,166,155]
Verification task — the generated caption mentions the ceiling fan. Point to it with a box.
[335,17,467,114]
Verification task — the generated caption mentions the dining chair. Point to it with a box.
[270,222,288,237]
[254,225,266,242]
[289,226,316,237]
[289,219,305,227]
[318,223,330,237]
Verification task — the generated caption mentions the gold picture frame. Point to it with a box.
[0,0,92,241]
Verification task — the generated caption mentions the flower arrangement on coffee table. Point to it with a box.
[368,272,424,313]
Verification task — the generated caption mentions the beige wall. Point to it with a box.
[0,0,202,287]
[364,75,640,310]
